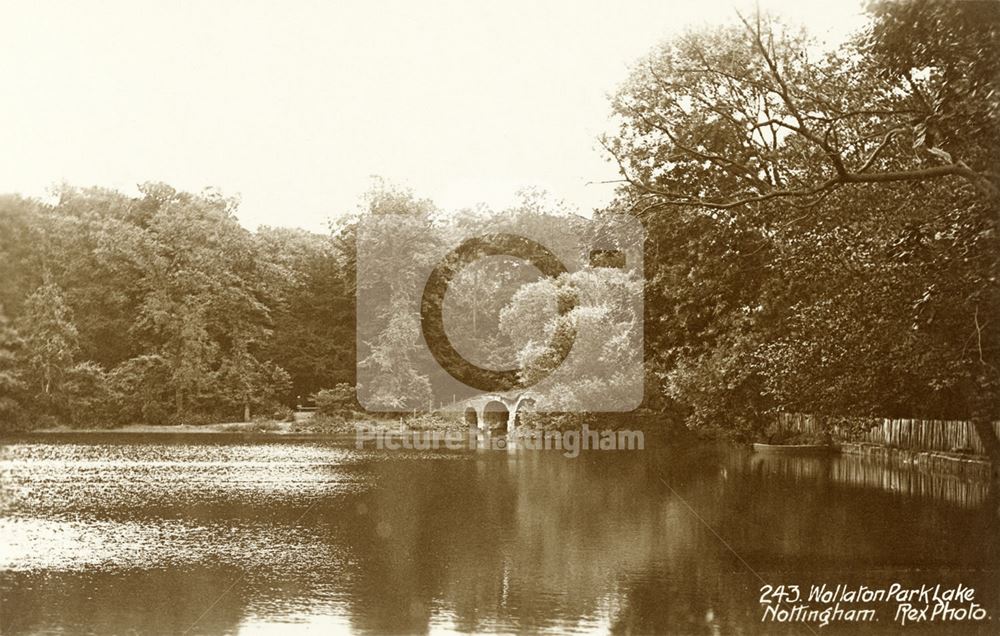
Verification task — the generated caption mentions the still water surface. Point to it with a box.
[0,434,997,634]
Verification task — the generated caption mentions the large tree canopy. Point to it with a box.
[604,3,999,209]
[604,1,999,455]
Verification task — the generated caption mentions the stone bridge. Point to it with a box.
[459,392,537,433]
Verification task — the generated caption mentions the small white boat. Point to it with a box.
[752,443,839,454]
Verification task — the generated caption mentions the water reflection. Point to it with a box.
[749,452,993,508]
[1,437,997,634]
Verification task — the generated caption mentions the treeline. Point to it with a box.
[0,183,354,428]
[0,183,638,430]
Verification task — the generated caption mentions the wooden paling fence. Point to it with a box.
[778,413,1000,456]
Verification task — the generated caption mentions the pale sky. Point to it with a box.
[1,0,866,232]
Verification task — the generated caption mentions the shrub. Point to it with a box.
[313,383,356,415]
[168,410,225,427]
[297,413,354,434]
[406,412,463,431]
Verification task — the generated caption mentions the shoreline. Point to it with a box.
[6,423,996,470]
[17,418,458,436]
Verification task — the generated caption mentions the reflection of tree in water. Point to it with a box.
[2,443,998,634]
[331,446,766,633]
[706,450,1000,570]
[750,452,992,508]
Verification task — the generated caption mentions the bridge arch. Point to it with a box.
[464,407,478,430]
[462,392,536,433]
[482,400,509,432]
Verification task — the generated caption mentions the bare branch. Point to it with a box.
[623,105,771,190]
[630,176,842,210]
[737,11,851,178]
[606,11,1000,210]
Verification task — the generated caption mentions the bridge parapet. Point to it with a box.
[458,392,537,433]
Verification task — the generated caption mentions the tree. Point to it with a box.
[603,8,997,209]
[0,305,25,429]
[107,354,173,425]
[257,227,355,403]
[18,282,79,400]
[15,282,108,424]
[218,336,291,421]
[604,5,1000,458]
[313,383,356,415]
[123,183,288,420]
[354,181,442,410]
[499,268,643,413]
[0,195,46,319]
[43,186,151,368]
[864,0,1000,180]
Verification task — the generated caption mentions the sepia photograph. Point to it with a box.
[0,0,998,633]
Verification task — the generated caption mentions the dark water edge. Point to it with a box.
[1,434,998,634]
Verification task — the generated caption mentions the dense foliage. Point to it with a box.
[0,185,351,428]
[604,0,999,452]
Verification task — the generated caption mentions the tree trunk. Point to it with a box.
[243,402,250,423]
[175,389,183,415]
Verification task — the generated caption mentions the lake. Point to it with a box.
[1,434,997,634]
